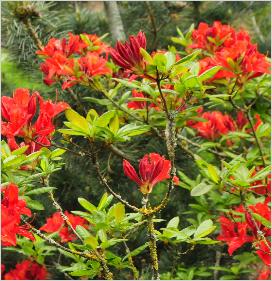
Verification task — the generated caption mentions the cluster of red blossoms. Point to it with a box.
[190,21,270,82]
[217,200,271,277]
[1,88,69,153]
[37,33,111,89]
[123,153,179,194]
[1,184,34,246]
[40,211,88,243]
[187,107,262,140]
[3,260,47,280]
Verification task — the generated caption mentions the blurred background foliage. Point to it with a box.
[1,1,271,279]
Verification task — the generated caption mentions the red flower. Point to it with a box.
[123,153,179,194]
[37,33,87,58]
[111,31,147,73]
[78,52,112,78]
[4,260,47,280]
[1,184,34,246]
[1,88,69,153]
[188,110,236,140]
[40,211,88,243]
[190,21,235,52]
[127,89,157,110]
[217,216,253,255]
[255,241,271,266]
[192,22,270,82]
[38,33,110,89]
[257,266,271,280]
[248,202,271,237]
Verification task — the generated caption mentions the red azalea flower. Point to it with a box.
[78,52,112,78]
[188,110,236,140]
[37,33,86,58]
[4,260,47,280]
[193,22,270,82]
[127,89,157,110]
[40,211,88,243]
[190,21,235,52]
[236,111,248,130]
[255,241,271,266]
[123,153,179,194]
[1,184,34,246]
[111,31,147,73]
[217,216,253,255]
[248,202,271,237]
[1,88,69,153]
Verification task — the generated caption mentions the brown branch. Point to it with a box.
[22,18,43,50]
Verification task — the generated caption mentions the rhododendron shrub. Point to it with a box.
[1,20,271,280]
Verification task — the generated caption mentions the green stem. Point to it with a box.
[245,110,266,167]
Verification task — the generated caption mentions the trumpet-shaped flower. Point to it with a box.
[123,153,179,194]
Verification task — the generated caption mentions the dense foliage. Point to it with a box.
[1,1,271,280]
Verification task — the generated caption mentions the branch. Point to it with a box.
[89,141,140,213]
[22,218,98,261]
[245,110,266,167]
[22,18,43,50]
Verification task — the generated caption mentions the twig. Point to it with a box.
[245,110,266,167]
[89,141,140,213]
[123,240,139,279]
[22,18,43,50]
[22,218,98,260]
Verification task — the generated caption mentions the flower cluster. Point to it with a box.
[40,211,88,243]
[3,260,47,280]
[37,33,111,89]
[123,153,179,194]
[190,21,270,82]
[217,201,271,266]
[1,184,34,246]
[1,88,69,153]
[188,108,262,140]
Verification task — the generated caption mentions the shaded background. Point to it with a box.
[1,1,271,279]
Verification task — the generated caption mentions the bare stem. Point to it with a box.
[147,215,160,280]
[89,141,140,212]
[22,218,98,260]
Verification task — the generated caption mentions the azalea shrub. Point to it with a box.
[1,20,271,280]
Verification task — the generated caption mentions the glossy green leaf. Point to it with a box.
[191,182,213,196]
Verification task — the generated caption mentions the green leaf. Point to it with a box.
[85,235,98,249]
[78,198,97,213]
[166,216,180,229]
[97,193,113,210]
[11,145,29,155]
[114,203,125,223]
[25,187,56,195]
[65,109,90,134]
[76,225,91,239]
[207,164,219,183]
[251,213,271,228]
[25,199,44,210]
[122,242,149,261]
[194,219,216,238]
[191,182,213,196]
[198,66,222,82]
[140,48,153,64]
[96,111,116,127]
[109,115,119,134]
[250,166,270,182]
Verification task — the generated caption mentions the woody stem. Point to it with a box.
[89,140,140,212]
[22,18,43,50]
[146,215,160,280]
[22,218,98,260]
